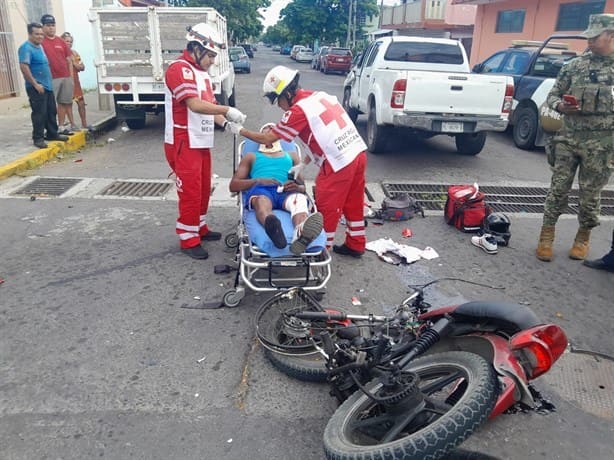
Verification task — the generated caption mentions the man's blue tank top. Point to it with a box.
[250,151,293,184]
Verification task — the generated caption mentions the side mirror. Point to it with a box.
[472,63,483,73]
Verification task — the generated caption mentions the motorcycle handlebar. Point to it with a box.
[294,311,388,322]
[294,311,347,321]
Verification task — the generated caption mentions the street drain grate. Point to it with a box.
[381,183,614,216]
[98,180,173,198]
[542,351,614,419]
[12,177,82,197]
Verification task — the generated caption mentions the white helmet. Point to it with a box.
[262,65,299,104]
[186,23,223,54]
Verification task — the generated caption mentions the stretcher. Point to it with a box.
[221,137,331,307]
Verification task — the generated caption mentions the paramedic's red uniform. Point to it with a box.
[272,89,367,252]
[164,51,217,249]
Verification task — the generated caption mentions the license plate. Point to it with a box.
[152,82,165,91]
[441,121,463,133]
[336,58,345,63]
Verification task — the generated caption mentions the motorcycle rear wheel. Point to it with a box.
[323,351,498,460]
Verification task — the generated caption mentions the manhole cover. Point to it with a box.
[12,177,82,197]
[98,180,173,198]
[541,350,614,419]
[381,183,614,215]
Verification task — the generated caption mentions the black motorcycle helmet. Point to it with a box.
[482,212,511,246]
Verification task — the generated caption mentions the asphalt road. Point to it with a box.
[1,48,613,460]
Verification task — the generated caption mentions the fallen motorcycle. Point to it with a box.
[254,285,568,460]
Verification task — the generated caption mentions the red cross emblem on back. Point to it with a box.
[319,98,347,130]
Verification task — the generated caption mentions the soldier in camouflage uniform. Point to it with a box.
[536,13,614,262]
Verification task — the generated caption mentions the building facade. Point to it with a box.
[0,0,66,111]
[452,0,614,64]
[379,0,477,57]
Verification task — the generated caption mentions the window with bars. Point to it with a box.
[0,0,19,99]
[25,0,52,23]
[556,1,605,31]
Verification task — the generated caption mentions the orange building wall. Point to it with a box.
[470,0,614,65]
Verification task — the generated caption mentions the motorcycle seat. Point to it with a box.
[451,300,542,334]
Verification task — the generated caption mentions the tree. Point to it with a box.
[278,0,378,49]
[184,0,270,43]
[262,23,291,45]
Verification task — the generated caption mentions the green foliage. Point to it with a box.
[169,0,379,47]
[262,23,291,45]
[184,0,270,43]
[277,0,379,48]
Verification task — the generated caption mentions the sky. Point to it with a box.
[259,0,399,29]
[259,0,291,29]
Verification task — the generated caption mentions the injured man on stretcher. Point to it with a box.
[229,123,323,256]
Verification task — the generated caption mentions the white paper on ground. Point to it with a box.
[366,238,439,264]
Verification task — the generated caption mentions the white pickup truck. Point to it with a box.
[89,6,235,129]
[342,36,514,155]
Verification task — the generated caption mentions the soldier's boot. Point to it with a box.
[536,225,555,262]
[569,228,591,260]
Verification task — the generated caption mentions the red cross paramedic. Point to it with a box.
[164,23,246,259]
[229,65,368,257]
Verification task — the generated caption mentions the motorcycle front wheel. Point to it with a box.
[264,349,329,382]
[323,351,498,460]
[254,287,326,355]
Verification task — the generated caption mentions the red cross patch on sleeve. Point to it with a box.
[182,67,194,80]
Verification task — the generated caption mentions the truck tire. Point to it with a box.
[512,106,538,150]
[228,87,236,107]
[455,132,486,155]
[366,103,389,154]
[215,92,228,106]
[342,88,358,123]
[126,118,146,130]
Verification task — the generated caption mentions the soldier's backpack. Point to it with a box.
[379,193,425,221]
[445,184,491,232]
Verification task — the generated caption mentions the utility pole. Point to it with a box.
[352,3,358,49]
[346,0,353,48]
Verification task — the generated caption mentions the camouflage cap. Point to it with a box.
[581,13,614,39]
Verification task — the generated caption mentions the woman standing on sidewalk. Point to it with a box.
[61,32,90,130]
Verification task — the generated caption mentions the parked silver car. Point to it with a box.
[295,48,314,63]
[312,46,329,70]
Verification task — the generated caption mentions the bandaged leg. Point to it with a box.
[284,193,323,255]
[283,193,310,220]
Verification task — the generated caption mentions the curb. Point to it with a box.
[0,131,86,180]
[0,114,116,180]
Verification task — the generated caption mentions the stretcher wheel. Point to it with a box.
[313,291,325,301]
[224,232,239,248]
[223,288,244,308]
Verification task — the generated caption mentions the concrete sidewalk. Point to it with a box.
[0,91,115,179]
